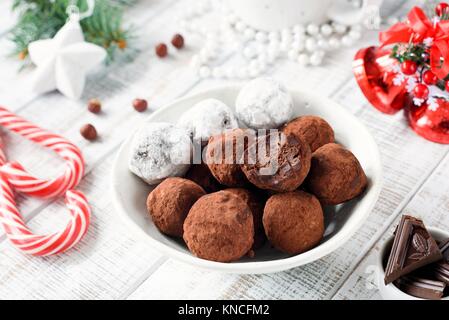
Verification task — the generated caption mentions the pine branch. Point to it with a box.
[9,0,135,63]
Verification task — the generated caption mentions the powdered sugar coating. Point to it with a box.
[129,122,192,185]
[178,99,239,143]
[236,77,294,129]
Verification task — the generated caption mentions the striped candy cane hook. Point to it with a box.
[0,107,91,256]
[0,178,91,256]
[0,107,84,198]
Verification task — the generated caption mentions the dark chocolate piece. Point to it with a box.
[384,215,443,285]
[395,276,446,300]
[432,262,449,285]
[440,238,449,261]
[241,133,311,192]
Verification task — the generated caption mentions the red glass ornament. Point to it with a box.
[401,60,418,75]
[414,84,430,99]
[353,46,407,114]
[445,80,449,91]
[436,2,449,16]
[407,97,449,144]
[423,70,438,85]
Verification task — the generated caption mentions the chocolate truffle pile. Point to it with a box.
[132,77,368,263]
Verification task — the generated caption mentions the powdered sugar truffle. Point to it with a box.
[236,77,294,129]
[129,122,192,185]
[178,99,239,144]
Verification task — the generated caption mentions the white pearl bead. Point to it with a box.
[328,37,341,49]
[244,28,256,40]
[237,68,248,79]
[291,40,305,52]
[349,30,362,40]
[235,21,246,32]
[310,53,323,66]
[268,31,280,42]
[212,67,224,78]
[255,31,268,43]
[249,59,259,69]
[306,23,320,36]
[258,62,267,73]
[281,30,292,43]
[267,44,279,56]
[293,32,306,43]
[317,39,329,50]
[199,49,211,63]
[225,67,236,79]
[266,51,277,64]
[305,38,318,52]
[258,53,268,64]
[227,13,238,24]
[341,35,355,47]
[243,46,257,59]
[298,54,310,66]
[280,41,290,52]
[293,24,306,35]
[199,66,211,78]
[320,24,333,37]
[249,67,260,78]
[333,23,347,34]
[288,49,298,61]
[315,50,325,58]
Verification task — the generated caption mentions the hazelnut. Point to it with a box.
[133,99,148,112]
[87,98,101,114]
[171,34,184,49]
[155,43,168,58]
[80,124,98,141]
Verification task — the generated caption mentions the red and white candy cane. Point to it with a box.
[0,107,84,199]
[0,106,91,256]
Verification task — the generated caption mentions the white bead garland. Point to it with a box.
[177,0,365,78]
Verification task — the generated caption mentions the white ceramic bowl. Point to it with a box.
[111,85,383,274]
[377,227,449,300]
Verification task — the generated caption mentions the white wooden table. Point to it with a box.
[0,0,447,300]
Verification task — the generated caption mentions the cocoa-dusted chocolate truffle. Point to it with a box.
[147,177,205,237]
[206,128,255,187]
[306,143,367,205]
[282,116,335,152]
[263,191,324,255]
[241,132,311,192]
[183,191,254,262]
[227,188,266,250]
[185,163,223,193]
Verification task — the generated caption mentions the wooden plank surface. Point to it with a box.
[0,0,448,300]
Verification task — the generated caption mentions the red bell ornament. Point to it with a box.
[407,97,449,144]
[353,46,407,114]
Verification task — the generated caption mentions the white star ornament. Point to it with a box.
[28,19,107,99]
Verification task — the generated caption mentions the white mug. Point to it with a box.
[228,0,384,31]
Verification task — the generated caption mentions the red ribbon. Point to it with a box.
[379,6,449,79]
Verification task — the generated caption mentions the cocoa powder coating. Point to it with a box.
[306,143,367,205]
[263,191,324,254]
[282,116,335,152]
[147,177,206,237]
[185,163,223,193]
[183,191,254,262]
[226,188,267,250]
[206,129,254,187]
